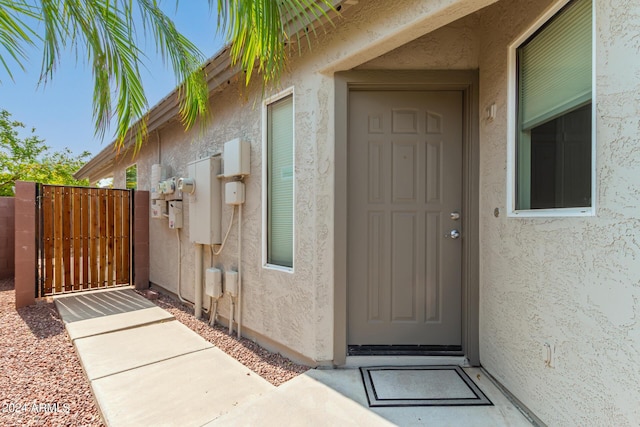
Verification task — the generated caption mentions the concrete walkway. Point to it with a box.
[55,288,533,427]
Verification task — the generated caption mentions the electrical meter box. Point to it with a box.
[168,201,183,229]
[223,138,250,177]
[187,156,222,244]
[151,164,169,200]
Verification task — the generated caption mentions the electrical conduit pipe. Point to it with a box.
[237,203,243,338]
[195,243,203,319]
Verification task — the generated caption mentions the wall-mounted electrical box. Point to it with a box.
[205,267,222,298]
[223,138,250,177]
[225,270,238,297]
[168,201,183,229]
[225,181,245,205]
[187,156,222,244]
[151,164,169,200]
[151,199,166,219]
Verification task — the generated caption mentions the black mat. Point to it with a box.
[360,365,493,407]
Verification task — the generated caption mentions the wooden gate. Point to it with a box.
[37,185,133,296]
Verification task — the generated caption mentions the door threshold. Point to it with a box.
[348,344,463,357]
[343,355,468,368]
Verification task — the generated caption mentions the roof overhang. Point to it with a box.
[75,0,349,184]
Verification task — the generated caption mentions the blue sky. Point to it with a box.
[0,2,225,158]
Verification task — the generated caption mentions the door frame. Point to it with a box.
[333,70,480,366]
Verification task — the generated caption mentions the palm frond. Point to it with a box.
[215,0,336,86]
[0,0,38,80]
[2,0,335,152]
[37,0,209,151]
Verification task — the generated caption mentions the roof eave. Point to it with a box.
[75,0,349,183]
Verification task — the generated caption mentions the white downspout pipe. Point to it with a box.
[195,243,203,319]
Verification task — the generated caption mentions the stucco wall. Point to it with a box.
[356,13,480,70]
[111,67,337,362]
[105,0,639,422]
[477,0,640,425]
[107,0,492,364]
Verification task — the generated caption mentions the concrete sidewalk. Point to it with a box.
[54,288,274,426]
[55,288,533,427]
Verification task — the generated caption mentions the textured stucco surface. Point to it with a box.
[476,0,640,425]
[357,14,480,70]
[103,0,640,423]
[108,0,494,364]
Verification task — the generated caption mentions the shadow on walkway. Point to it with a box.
[54,288,155,323]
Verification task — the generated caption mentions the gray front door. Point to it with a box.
[347,90,463,347]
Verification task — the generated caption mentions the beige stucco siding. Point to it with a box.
[111,70,338,362]
[357,13,480,70]
[108,0,492,364]
[477,0,640,425]
[104,0,640,423]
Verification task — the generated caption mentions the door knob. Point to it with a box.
[448,229,461,239]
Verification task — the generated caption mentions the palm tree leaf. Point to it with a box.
[0,0,38,80]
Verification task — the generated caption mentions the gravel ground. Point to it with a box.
[149,290,310,386]
[0,278,307,427]
[0,278,103,427]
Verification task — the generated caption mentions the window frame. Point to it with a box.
[262,87,295,272]
[125,164,137,190]
[506,0,596,218]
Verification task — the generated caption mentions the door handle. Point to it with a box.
[446,229,461,239]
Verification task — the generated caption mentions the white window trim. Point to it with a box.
[262,86,295,272]
[506,0,596,218]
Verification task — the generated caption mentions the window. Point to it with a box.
[266,94,294,268]
[513,0,593,212]
[125,164,137,190]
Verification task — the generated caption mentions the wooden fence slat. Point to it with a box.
[81,188,90,290]
[42,186,54,295]
[122,191,131,283]
[72,188,82,291]
[53,188,63,293]
[99,188,107,288]
[106,190,115,287]
[90,189,99,289]
[62,188,72,291]
[114,191,122,284]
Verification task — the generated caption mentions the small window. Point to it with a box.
[125,165,137,190]
[266,95,294,268]
[514,0,592,211]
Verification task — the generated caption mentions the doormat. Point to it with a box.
[360,366,492,407]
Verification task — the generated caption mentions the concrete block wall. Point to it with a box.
[14,182,36,308]
[0,197,15,279]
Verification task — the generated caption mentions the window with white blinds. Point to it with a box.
[267,95,294,267]
[125,164,137,190]
[515,0,593,211]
